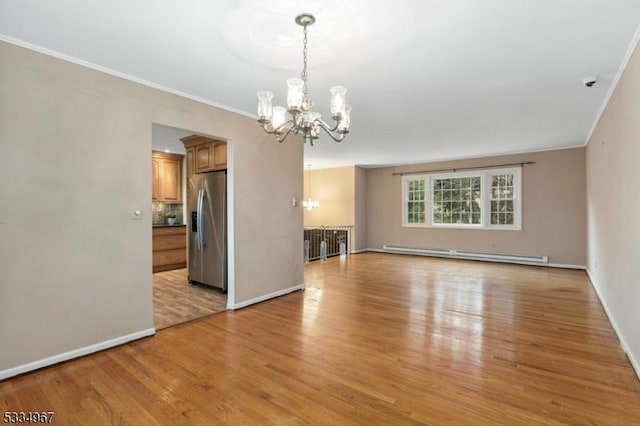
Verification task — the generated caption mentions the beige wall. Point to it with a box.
[586,42,640,374]
[303,165,368,252]
[303,166,355,227]
[0,42,303,374]
[354,166,368,251]
[366,148,586,265]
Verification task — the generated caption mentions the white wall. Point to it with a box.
[586,39,640,377]
[0,41,303,377]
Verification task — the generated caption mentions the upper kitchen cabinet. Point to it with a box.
[152,151,184,203]
[181,135,227,175]
[152,156,161,201]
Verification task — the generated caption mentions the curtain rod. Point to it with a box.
[391,161,536,176]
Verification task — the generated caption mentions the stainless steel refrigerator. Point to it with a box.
[188,170,227,291]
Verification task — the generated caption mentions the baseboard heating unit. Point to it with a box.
[382,245,548,265]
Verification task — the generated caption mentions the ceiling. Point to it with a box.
[2,1,639,169]
[151,125,190,155]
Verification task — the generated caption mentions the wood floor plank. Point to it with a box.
[1,253,639,424]
[153,268,227,330]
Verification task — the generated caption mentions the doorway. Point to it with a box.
[151,124,228,330]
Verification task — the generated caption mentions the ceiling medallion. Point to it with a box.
[256,13,351,146]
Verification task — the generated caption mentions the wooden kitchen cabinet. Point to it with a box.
[186,147,195,178]
[152,225,187,272]
[181,135,227,174]
[213,142,227,168]
[152,151,184,203]
[152,157,161,201]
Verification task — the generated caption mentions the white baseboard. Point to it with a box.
[0,328,156,381]
[364,248,385,253]
[229,284,306,310]
[350,248,369,254]
[361,248,585,269]
[585,268,640,381]
[545,263,586,270]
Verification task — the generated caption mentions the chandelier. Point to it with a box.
[256,13,351,146]
[303,164,319,210]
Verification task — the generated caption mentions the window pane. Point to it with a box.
[491,173,515,202]
[431,175,481,226]
[505,200,514,213]
[492,187,500,199]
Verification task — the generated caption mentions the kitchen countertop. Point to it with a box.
[153,223,186,228]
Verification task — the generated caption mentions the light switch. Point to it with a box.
[131,209,144,220]
[292,196,298,207]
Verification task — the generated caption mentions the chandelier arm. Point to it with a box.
[315,117,340,132]
[274,120,294,134]
[274,125,295,143]
[315,119,346,143]
[260,123,276,134]
[261,120,294,135]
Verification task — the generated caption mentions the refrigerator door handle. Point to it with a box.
[196,189,204,250]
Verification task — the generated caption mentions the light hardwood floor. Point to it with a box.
[2,253,639,424]
[153,268,227,330]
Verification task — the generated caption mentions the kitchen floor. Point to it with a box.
[153,268,227,330]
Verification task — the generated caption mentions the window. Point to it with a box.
[402,167,521,230]
[405,178,426,224]
[490,174,515,225]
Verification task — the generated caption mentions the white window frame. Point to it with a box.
[403,176,428,226]
[401,166,522,230]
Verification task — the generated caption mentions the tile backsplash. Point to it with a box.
[152,202,184,225]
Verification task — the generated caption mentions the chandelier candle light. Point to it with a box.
[257,13,351,145]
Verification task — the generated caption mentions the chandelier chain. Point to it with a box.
[302,23,309,95]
